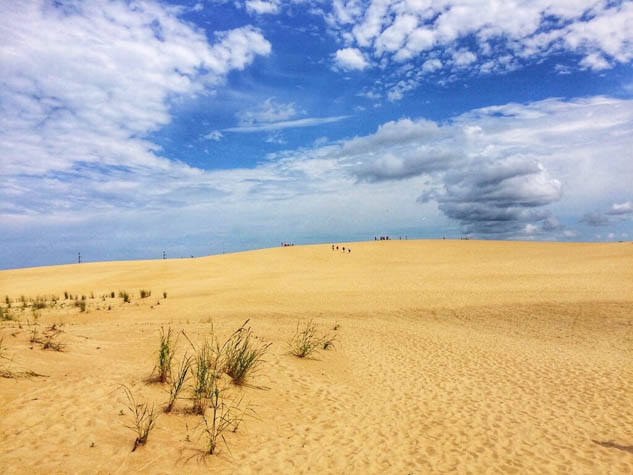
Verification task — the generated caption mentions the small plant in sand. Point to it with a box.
[110,291,115,298]
[322,333,337,350]
[163,292,167,299]
[121,385,159,452]
[154,326,177,383]
[288,319,323,358]
[222,319,271,386]
[139,289,151,299]
[199,386,246,455]
[75,300,86,312]
[39,323,65,351]
[333,322,341,331]
[165,355,192,413]
[119,290,130,303]
[190,341,220,414]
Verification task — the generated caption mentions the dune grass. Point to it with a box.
[165,355,192,413]
[190,340,220,415]
[121,385,159,452]
[140,289,152,299]
[155,326,177,384]
[289,319,323,358]
[222,319,271,386]
[199,387,247,455]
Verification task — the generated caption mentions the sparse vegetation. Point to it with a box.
[165,355,191,413]
[222,319,271,386]
[163,292,167,299]
[199,387,244,455]
[121,385,159,452]
[190,340,219,415]
[42,324,65,351]
[0,306,13,321]
[155,327,177,383]
[288,319,323,358]
[75,300,86,312]
[119,291,130,303]
[140,289,152,299]
[110,291,115,298]
[64,291,69,299]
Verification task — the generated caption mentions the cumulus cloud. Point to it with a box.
[334,47,370,70]
[237,98,299,126]
[328,0,633,98]
[607,201,633,215]
[0,0,270,215]
[204,130,224,141]
[245,0,280,15]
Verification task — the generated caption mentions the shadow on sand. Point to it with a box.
[592,440,633,455]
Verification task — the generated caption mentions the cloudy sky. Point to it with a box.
[1,0,632,269]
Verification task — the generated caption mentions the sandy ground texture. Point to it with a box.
[1,239,632,474]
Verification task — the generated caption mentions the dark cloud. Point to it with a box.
[580,212,610,227]
[424,156,562,235]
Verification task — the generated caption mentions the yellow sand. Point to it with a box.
[1,240,632,474]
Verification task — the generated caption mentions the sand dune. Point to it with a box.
[1,240,632,474]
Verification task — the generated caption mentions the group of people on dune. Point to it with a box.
[332,244,351,253]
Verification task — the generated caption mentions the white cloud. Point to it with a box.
[422,59,442,73]
[452,50,477,67]
[245,0,280,15]
[327,0,633,98]
[204,130,224,141]
[224,115,350,132]
[237,98,299,126]
[334,47,369,70]
[0,0,270,213]
[607,201,633,215]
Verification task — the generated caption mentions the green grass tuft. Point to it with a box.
[222,319,271,386]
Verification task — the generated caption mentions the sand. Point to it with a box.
[1,239,632,474]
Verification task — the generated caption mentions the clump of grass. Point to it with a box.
[64,291,69,299]
[119,291,130,303]
[110,291,115,298]
[42,324,65,351]
[165,355,191,413]
[75,300,86,312]
[5,295,10,306]
[190,341,219,415]
[155,327,177,384]
[140,289,151,299]
[163,292,167,299]
[333,322,341,331]
[222,320,271,386]
[288,319,322,358]
[121,386,159,452]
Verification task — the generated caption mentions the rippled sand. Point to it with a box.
[1,240,632,474]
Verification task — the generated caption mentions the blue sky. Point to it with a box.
[1,0,632,269]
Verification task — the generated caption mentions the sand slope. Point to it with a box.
[1,240,632,473]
